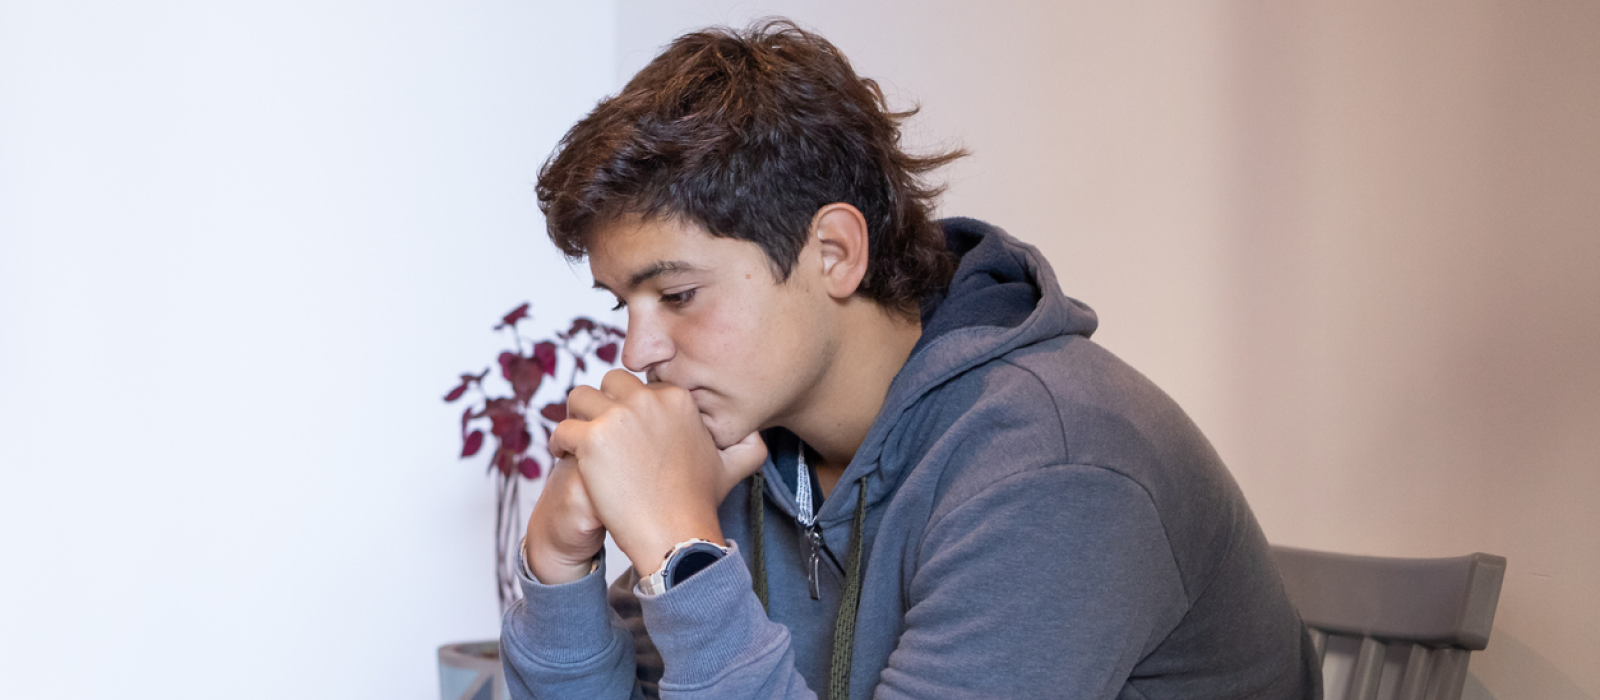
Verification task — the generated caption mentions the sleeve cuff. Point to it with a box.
[502,540,617,665]
[636,541,790,684]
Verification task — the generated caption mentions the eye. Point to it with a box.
[662,288,697,306]
[610,297,627,311]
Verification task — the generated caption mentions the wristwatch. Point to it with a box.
[639,538,730,595]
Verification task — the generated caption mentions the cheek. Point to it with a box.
[692,300,763,361]
[688,294,792,381]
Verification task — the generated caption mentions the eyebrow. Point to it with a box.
[592,260,701,293]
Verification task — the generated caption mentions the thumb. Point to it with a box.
[718,431,769,492]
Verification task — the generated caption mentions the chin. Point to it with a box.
[702,412,754,451]
[704,419,739,450]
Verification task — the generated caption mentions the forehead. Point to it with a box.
[588,216,773,291]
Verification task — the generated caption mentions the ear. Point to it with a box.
[809,203,869,300]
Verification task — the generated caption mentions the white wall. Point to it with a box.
[615,2,1600,699]
[0,2,618,698]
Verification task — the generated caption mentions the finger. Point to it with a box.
[541,456,602,530]
[548,419,589,460]
[565,384,610,421]
[599,368,646,400]
[719,431,770,482]
[546,455,592,510]
[546,453,579,480]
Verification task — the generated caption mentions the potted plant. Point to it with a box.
[437,303,624,700]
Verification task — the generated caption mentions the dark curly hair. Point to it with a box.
[535,19,965,315]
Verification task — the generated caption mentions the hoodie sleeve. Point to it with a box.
[499,548,646,700]
[871,464,1188,700]
[633,541,818,699]
[502,541,816,700]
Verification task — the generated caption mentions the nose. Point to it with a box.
[620,309,673,375]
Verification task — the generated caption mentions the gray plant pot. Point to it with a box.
[438,641,509,700]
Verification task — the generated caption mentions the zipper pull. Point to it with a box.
[805,526,824,600]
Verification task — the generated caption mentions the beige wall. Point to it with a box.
[617,2,1600,698]
[1221,4,1600,698]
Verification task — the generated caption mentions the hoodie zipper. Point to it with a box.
[795,443,825,600]
[802,524,825,599]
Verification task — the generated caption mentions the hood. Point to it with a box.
[812,217,1099,522]
[915,217,1097,354]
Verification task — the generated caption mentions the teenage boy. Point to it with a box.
[501,20,1321,700]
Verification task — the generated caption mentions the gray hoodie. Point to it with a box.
[501,218,1321,700]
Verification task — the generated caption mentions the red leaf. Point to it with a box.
[443,383,468,402]
[460,407,474,437]
[505,354,544,403]
[494,450,514,476]
[461,430,485,457]
[506,428,531,455]
[569,317,596,334]
[518,457,542,479]
[534,342,558,377]
[496,303,531,330]
[574,356,586,372]
[540,402,567,422]
[484,398,527,439]
[596,342,619,364]
[498,352,516,380]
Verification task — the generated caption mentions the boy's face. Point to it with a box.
[589,216,834,449]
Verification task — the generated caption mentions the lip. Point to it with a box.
[685,386,718,412]
[653,375,712,408]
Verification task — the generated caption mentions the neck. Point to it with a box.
[785,301,922,495]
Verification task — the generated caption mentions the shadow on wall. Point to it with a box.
[1463,631,1594,700]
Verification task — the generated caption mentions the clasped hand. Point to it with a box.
[524,370,768,584]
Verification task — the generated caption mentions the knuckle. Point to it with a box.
[651,381,685,401]
[568,385,597,407]
[663,385,695,410]
[623,388,654,410]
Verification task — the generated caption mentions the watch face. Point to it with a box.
[666,544,726,588]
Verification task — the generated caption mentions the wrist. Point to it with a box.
[624,521,725,578]
[638,538,730,595]
[526,534,601,585]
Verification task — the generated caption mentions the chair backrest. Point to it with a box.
[1269,545,1507,700]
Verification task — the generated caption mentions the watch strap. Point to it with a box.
[639,538,729,595]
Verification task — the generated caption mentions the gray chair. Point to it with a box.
[1269,546,1507,700]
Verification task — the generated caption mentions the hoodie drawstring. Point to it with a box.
[749,470,769,610]
[748,473,867,700]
